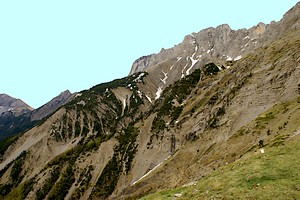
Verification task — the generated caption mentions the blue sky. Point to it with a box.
[0,0,299,108]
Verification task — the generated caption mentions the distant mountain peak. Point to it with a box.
[30,90,74,121]
[0,93,33,116]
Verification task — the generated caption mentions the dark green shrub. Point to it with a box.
[203,63,220,76]
[11,151,27,185]
[48,164,75,200]
[0,184,13,197]
[36,166,61,200]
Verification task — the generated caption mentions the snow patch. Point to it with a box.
[134,72,146,83]
[234,55,242,61]
[155,87,163,100]
[186,57,199,75]
[226,56,233,61]
[181,63,188,78]
[186,45,199,75]
[123,98,126,109]
[146,95,152,103]
[133,155,171,185]
[160,70,168,85]
[176,57,182,62]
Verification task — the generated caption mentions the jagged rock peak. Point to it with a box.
[128,2,300,77]
[58,90,72,98]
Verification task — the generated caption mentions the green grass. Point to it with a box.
[140,139,300,200]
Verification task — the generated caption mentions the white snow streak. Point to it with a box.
[160,70,168,84]
[181,63,188,78]
[234,55,242,61]
[123,98,126,108]
[226,56,233,61]
[132,155,171,185]
[186,45,199,75]
[146,95,152,103]
[155,87,163,100]
[134,72,145,83]
[122,98,127,116]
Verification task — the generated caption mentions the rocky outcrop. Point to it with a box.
[129,55,154,75]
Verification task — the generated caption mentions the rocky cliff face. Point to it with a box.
[0,2,300,200]
[129,2,300,101]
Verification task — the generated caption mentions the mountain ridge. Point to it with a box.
[129,1,300,91]
[0,2,300,200]
[0,90,74,141]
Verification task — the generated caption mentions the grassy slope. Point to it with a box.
[141,138,300,200]
[141,98,300,200]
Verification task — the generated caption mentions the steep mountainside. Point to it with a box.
[0,2,300,200]
[0,91,74,142]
